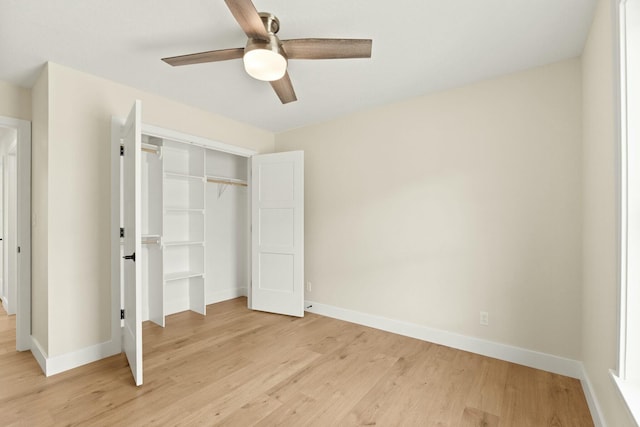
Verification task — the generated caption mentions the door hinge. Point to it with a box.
[120,145,124,156]
[120,227,125,238]
[17,246,20,253]
[121,309,125,320]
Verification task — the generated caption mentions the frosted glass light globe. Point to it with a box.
[244,37,287,82]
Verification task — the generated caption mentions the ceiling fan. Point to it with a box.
[161,0,372,104]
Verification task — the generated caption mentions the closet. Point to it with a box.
[113,101,304,386]
[138,136,250,326]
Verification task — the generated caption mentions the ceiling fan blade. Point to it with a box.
[270,72,297,104]
[281,39,372,60]
[162,48,244,66]
[224,0,269,41]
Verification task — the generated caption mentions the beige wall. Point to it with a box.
[0,80,31,121]
[31,66,49,352]
[276,58,583,359]
[42,62,274,357]
[582,0,634,425]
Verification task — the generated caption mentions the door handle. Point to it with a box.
[123,252,136,262]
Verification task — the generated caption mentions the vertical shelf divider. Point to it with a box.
[160,141,207,320]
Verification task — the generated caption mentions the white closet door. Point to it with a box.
[251,151,304,317]
[122,101,143,386]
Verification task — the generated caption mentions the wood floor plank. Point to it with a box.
[272,352,398,426]
[464,356,510,416]
[460,406,501,427]
[0,298,595,426]
[146,348,322,426]
[211,394,283,426]
[340,339,437,425]
[366,343,475,426]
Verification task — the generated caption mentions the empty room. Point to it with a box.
[0,0,638,425]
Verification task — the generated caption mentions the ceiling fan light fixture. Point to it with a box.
[243,37,287,82]
[162,2,373,104]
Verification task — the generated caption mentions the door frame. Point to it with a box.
[3,141,16,315]
[0,116,32,352]
[111,115,256,349]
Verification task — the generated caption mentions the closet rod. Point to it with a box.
[141,236,161,245]
[141,143,160,154]
[206,178,248,187]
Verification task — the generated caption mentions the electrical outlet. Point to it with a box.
[306,281,312,292]
[480,311,489,326]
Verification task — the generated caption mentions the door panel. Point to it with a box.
[122,100,143,386]
[251,151,304,317]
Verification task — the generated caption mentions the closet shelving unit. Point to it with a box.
[161,141,206,318]
[136,135,250,328]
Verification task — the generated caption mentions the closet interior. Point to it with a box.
[138,135,249,327]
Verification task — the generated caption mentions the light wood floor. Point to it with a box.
[0,298,593,426]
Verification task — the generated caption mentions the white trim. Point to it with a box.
[111,118,257,158]
[30,336,120,377]
[0,116,31,352]
[46,340,121,377]
[110,118,123,363]
[207,287,247,306]
[612,1,640,423]
[616,0,629,383]
[0,128,16,146]
[305,300,584,379]
[579,366,608,427]
[7,139,17,154]
[143,123,257,157]
[616,5,640,421]
[30,336,47,374]
[611,370,640,427]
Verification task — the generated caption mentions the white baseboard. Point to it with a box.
[30,336,120,377]
[2,296,14,315]
[304,300,584,379]
[610,370,639,427]
[207,287,247,305]
[42,290,247,376]
[30,336,47,375]
[578,366,607,427]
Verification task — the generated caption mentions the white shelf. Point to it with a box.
[164,271,204,282]
[164,208,204,213]
[163,240,204,247]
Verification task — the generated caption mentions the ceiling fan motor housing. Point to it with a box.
[258,12,280,34]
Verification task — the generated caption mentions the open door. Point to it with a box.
[122,101,143,386]
[251,151,304,317]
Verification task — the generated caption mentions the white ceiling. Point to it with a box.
[0,0,596,133]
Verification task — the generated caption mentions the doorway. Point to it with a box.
[0,116,31,352]
[0,128,17,316]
